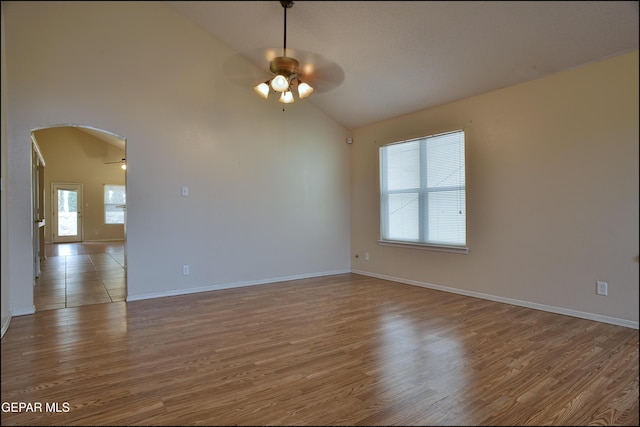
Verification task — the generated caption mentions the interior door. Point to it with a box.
[52,183,83,243]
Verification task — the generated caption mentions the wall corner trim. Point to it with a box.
[1,314,11,339]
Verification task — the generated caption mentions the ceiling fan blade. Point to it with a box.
[104,158,126,164]
[221,50,273,89]
[295,55,345,93]
[222,47,344,94]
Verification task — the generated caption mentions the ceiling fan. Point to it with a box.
[104,158,126,170]
[223,1,344,106]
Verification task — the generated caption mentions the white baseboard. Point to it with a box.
[1,314,11,339]
[2,303,52,337]
[45,239,125,244]
[352,269,639,330]
[127,269,351,302]
[9,306,36,318]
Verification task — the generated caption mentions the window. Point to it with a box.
[379,130,467,252]
[104,184,126,225]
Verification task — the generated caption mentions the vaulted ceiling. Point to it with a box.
[166,1,638,130]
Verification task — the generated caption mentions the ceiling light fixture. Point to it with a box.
[253,1,314,108]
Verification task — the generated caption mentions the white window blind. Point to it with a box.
[380,130,466,250]
[104,184,126,225]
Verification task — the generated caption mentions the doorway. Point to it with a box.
[52,182,83,243]
[31,125,127,311]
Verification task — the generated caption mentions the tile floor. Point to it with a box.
[34,241,126,311]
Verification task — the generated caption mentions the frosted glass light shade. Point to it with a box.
[297,82,314,98]
[279,91,295,104]
[270,75,289,92]
[253,82,270,99]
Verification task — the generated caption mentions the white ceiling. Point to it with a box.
[166,1,638,130]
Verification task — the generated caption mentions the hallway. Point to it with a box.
[34,241,126,311]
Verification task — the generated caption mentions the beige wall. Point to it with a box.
[351,50,639,325]
[34,127,126,243]
[1,2,11,335]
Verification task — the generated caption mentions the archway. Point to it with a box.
[31,124,127,311]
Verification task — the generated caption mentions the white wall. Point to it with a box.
[1,2,12,335]
[351,51,639,327]
[3,1,350,311]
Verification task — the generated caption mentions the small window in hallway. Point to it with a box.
[104,184,126,224]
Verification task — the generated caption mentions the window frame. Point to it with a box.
[378,129,469,254]
[103,184,126,226]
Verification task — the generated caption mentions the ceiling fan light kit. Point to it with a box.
[297,81,313,98]
[253,0,314,106]
[254,81,271,99]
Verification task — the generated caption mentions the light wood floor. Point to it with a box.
[2,273,638,426]
[34,242,126,311]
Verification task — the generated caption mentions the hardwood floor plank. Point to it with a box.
[2,273,638,426]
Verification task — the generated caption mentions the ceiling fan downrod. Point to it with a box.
[270,0,299,83]
[281,0,293,57]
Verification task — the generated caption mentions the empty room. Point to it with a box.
[1,1,638,426]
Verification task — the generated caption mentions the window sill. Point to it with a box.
[378,240,469,254]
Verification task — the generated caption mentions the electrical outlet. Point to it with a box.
[364,252,369,261]
[596,281,608,296]
[182,265,190,276]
